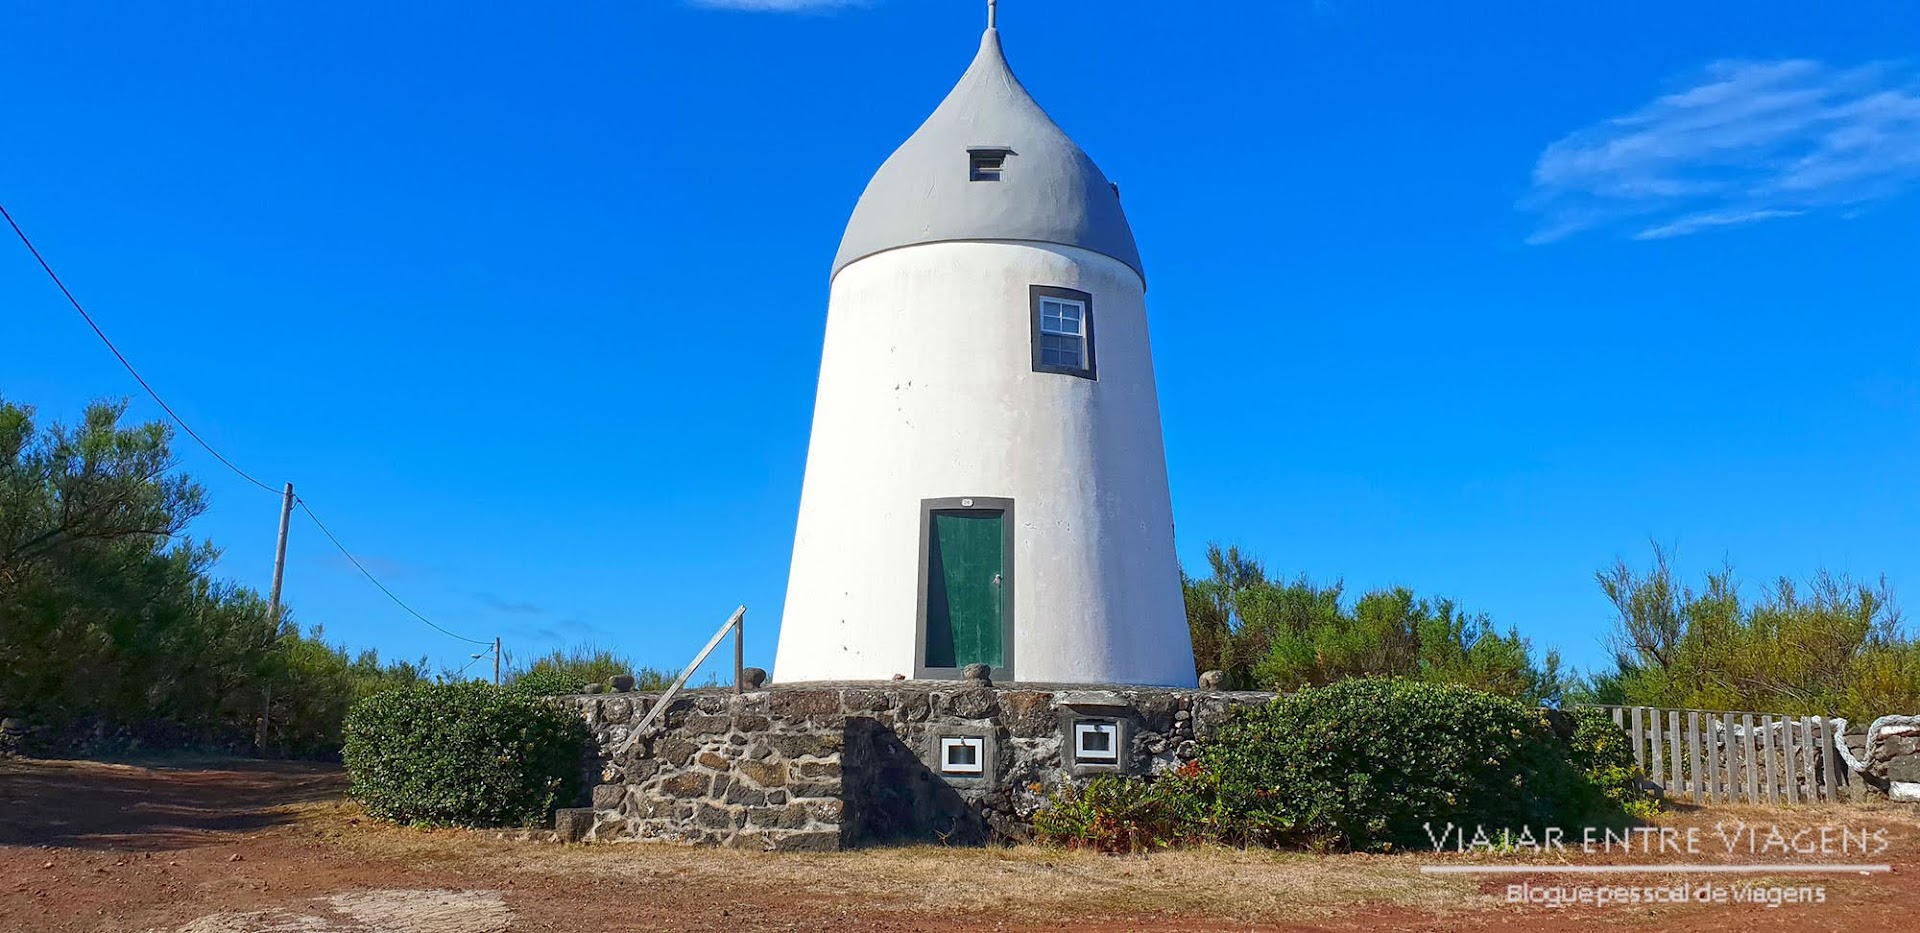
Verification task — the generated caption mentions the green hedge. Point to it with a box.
[341,681,593,826]
[1168,679,1640,851]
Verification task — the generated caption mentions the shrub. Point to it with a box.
[507,647,636,696]
[1032,774,1190,854]
[1559,706,1657,819]
[341,681,593,826]
[1189,678,1598,851]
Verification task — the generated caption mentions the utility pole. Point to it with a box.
[494,637,502,686]
[268,483,294,622]
[260,483,294,754]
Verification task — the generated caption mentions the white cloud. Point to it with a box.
[1522,59,1920,243]
[688,0,872,11]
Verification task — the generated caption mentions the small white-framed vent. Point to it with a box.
[940,736,986,774]
[969,147,1014,182]
[1074,721,1119,762]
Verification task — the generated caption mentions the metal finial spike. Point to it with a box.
[988,0,997,29]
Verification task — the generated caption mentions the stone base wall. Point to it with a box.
[1843,721,1920,791]
[557,681,1272,850]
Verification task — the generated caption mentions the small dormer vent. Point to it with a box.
[969,147,1014,182]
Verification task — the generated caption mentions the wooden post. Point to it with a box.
[260,482,294,754]
[1819,717,1837,802]
[1666,710,1683,796]
[1766,717,1776,804]
[1687,711,1704,804]
[1723,713,1741,802]
[1649,708,1666,794]
[493,637,501,686]
[269,483,294,621]
[1782,717,1802,804]
[733,609,744,696]
[1705,712,1722,804]
[1741,713,1759,803]
[1630,708,1646,770]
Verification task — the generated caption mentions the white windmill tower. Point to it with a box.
[773,3,1193,687]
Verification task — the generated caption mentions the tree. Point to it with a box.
[1594,543,1916,718]
[1183,543,1565,704]
[0,396,426,756]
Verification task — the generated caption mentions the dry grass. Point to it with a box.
[304,799,1482,924]
[298,794,1920,926]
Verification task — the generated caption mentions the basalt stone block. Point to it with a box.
[738,758,789,788]
[600,697,632,724]
[725,782,768,807]
[662,771,711,797]
[625,758,661,783]
[747,805,810,830]
[796,760,841,779]
[656,737,700,768]
[1888,755,1920,783]
[842,688,899,712]
[788,780,838,799]
[802,798,845,823]
[683,713,734,736]
[773,830,842,852]
[1132,695,1179,733]
[900,693,931,722]
[726,830,777,851]
[770,690,840,717]
[697,751,733,771]
[945,687,999,720]
[1002,691,1055,737]
[554,808,595,844]
[695,803,735,830]
[768,732,842,759]
[591,784,626,810]
[735,715,771,732]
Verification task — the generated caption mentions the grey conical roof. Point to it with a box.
[831,28,1144,282]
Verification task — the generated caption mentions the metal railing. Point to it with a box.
[614,605,745,757]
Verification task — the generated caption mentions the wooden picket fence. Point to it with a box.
[1586,706,1850,805]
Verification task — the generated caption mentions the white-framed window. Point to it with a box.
[1039,297,1086,368]
[939,736,986,774]
[1074,721,1119,762]
[1031,286,1095,378]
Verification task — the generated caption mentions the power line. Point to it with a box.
[296,499,495,646]
[3,199,494,650]
[452,649,493,681]
[1,201,281,495]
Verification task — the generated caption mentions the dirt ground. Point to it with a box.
[1,758,1915,932]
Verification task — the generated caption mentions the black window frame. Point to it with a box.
[1030,285,1097,380]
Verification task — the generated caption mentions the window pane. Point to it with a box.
[1040,302,1082,337]
[1042,334,1083,368]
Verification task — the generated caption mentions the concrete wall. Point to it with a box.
[776,241,1191,686]
[558,681,1271,851]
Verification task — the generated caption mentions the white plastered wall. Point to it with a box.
[773,240,1193,687]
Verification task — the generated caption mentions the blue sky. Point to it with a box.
[4,1,1917,680]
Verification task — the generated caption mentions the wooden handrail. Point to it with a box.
[613,606,745,758]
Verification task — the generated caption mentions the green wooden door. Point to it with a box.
[924,510,1005,670]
